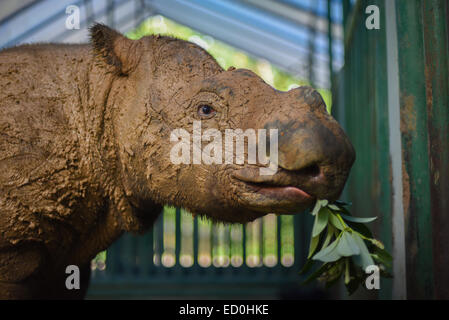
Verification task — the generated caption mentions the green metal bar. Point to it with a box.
[211,223,217,270]
[343,0,362,54]
[156,211,164,267]
[193,216,199,267]
[107,0,115,28]
[342,0,351,31]
[259,219,264,266]
[293,215,302,269]
[276,215,282,266]
[120,234,135,276]
[307,1,317,87]
[175,208,181,266]
[242,223,247,266]
[371,0,393,299]
[396,0,434,299]
[422,0,449,299]
[327,0,334,92]
[106,237,122,277]
[138,229,154,275]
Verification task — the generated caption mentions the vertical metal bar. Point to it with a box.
[106,237,122,277]
[422,0,449,299]
[121,234,135,276]
[276,215,281,267]
[226,225,232,268]
[367,0,393,299]
[193,216,199,267]
[107,0,115,28]
[307,2,317,88]
[385,0,406,300]
[83,0,94,27]
[134,0,140,26]
[156,210,164,267]
[327,0,334,92]
[259,218,264,267]
[293,214,302,269]
[242,223,247,266]
[342,0,351,32]
[138,228,154,276]
[175,208,181,267]
[396,0,434,299]
[210,223,216,269]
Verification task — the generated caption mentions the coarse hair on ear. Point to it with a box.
[89,23,143,75]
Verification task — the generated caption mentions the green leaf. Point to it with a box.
[352,233,375,269]
[307,235,320,259]
[311,199,328,216]
[312,207,329,237]
[371,246,392,267]
[324,268,344,288]
[334,200,351,207]
[301,263,329,285]
[346,220,373,238]
[340,214,377,224]
[344,260,362,295]
[344,258,351,284]
[313,238,342,263]
[321,260,345,287]
[329,213,345,231]
[370,238,385,250]
[321,225,335,249]
[328,204,342,211]
[345,275,360,295]
[337,231,361,257]
[299,258,316,275]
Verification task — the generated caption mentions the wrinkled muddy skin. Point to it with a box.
[0,24,355,299]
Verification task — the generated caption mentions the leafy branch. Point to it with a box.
[300,200,392,295]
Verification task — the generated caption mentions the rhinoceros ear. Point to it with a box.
[90,23,142,75]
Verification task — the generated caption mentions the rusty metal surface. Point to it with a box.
[334,0,449,299]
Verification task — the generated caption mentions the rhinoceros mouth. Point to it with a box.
[231,168,317,211]
[244,181,313,202]
[232,167,315,193]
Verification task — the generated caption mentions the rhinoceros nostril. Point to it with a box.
[296,163,321,178]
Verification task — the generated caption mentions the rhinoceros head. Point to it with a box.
[91,24,355,223]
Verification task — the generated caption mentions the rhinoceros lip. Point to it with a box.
[243,181,313,200]
[232,170,315,202]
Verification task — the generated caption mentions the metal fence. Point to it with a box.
[87,209,315,299]
[333,0,449,299]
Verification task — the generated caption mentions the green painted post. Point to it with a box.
[342,0,351,31]
[156,212,164,268]
[327,0,334,92]
[138,229,154,275]
[175,208,181,266]
[106,238,122,277]
[242,223,247,267]
[276,215,281,267]
[307,1,317,87]
[422,0,449,299]
[372,0,393,299]
[193,216,199,268]
[396,0,434,299]
[293,215,302,270]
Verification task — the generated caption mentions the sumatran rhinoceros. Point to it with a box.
[0,24,355,299]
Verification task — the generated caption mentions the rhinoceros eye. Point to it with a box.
[197,104,216,119]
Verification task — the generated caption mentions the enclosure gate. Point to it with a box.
[333,0,449,299]
[87,209,316,299]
